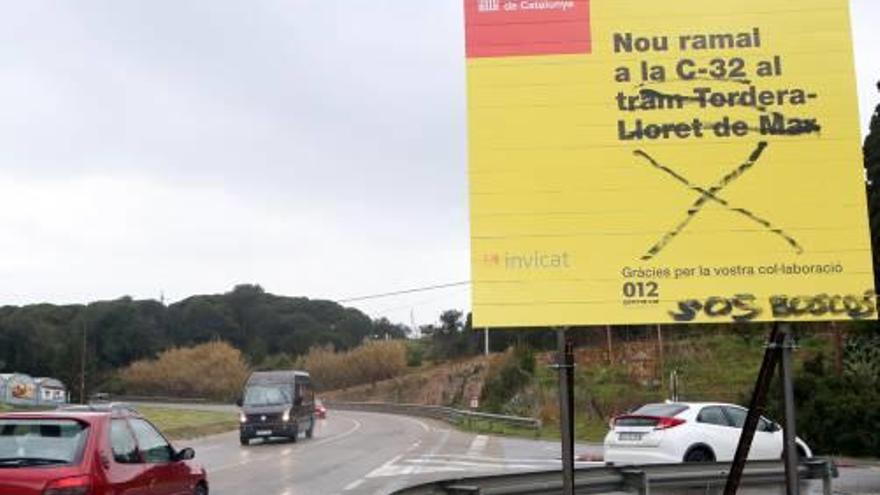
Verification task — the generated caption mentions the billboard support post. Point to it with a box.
[554,328,575,495]
[724,323,801,495]
[780,326,800,495]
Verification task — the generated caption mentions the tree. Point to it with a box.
[864,81,880,290]
[422,309,478,360]
[0,285,387,391]
[438,310,464,335]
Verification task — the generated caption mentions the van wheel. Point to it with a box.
[684,446,715,462]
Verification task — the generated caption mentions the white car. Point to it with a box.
[603,402,812,464]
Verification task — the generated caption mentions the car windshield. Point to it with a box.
[244,386,291,406]
[0,419,88,466]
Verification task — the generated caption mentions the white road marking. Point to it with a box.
[343,479,365,491]
[421,454,605,465]
[362,451,601,480]
[212,415,362,473]
[401,415,431,433]
[466,435,488,457]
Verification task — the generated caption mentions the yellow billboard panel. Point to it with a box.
[465,0,875,326]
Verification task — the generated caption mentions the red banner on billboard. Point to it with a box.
[464,0,592,58]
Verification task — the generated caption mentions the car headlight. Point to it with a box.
[239,412,247,423]
[283,408,291,422]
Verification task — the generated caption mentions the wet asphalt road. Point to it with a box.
[149,404,878,495]
[180,409,601,495]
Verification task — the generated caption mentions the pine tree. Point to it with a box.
[864,81,880,290]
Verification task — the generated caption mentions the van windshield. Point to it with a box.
[243,385,291,406]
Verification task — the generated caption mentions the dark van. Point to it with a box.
[237,370,315,446]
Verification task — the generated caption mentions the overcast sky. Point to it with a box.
[0,1,877,328]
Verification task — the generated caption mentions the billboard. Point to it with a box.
[465,0,875,326]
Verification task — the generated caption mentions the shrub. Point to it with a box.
[299,340,407,391]
[405,340,425,367]
[481,345,535,413]
[767,352,880,457]
[119,341,249,401]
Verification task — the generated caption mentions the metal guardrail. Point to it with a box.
[326,401,542,431]
[390,458,838,495]
[91,394,209,404]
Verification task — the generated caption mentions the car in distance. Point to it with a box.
[604,402,812,464]
[314,399,327,420]
[0,403,207,495]
[237,370,316,446]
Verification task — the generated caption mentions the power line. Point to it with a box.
[338,281,471,303]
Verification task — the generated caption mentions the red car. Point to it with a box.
[0,403,207,495]
[314,400,327,420]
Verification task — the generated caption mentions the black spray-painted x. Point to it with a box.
[634,141,803,261]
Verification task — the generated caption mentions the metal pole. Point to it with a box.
[723,323,784,495]
[555,328,575,495]
[780,325,800,495]
[80,318,87,404]
[484,327,490,356]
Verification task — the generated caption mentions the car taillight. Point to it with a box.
[44,474,91,495]
[655,417,686,430]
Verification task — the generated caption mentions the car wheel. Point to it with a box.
[684,446,715,463]
[193,482,208,495]
[306,419,314,439]
[289,425,298,443]
[239,437,250,446]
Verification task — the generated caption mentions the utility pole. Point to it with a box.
[410,309,419,338]
[80,318,87,404]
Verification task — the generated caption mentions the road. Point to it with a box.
[183,409,599,495]
[154,405,878,495]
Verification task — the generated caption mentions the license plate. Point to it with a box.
[256,430,272,436]
[619,432,644,441]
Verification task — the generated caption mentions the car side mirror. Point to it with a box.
[175,448,195,461]
[235,398,243,407]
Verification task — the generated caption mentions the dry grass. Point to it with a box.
[300,340,407,390]
[120,341,250,401]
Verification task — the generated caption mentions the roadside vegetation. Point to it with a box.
[0,284,407,402]
[296,340,407,390]
[138,406,239,441]
[118,341,249,402]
